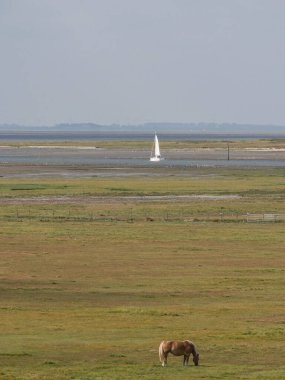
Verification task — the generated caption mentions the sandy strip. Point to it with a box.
[243,148,285,151]
[23,145,102,150]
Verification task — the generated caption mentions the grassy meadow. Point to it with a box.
[0,165,285,379]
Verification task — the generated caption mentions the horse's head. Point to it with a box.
[193,352,199,366]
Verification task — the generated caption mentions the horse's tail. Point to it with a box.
[158,341,165,363]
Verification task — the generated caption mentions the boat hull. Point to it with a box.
[150,156,161,162]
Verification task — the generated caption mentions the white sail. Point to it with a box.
[150,133,162,162]
[154,134,160,157]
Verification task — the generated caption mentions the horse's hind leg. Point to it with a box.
[162,352,168,367]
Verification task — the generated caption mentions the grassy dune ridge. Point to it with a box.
[0,166,285,379]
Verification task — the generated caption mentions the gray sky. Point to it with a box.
[1,0,285,126]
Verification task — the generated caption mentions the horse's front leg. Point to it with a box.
[183,354,189,366]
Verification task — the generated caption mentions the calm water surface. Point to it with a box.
[0,155,284,168]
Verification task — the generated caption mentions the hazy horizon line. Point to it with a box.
[1,121,285,128]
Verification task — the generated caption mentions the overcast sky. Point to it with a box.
[1,0,285,126]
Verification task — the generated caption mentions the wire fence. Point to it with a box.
[1,210,285,223]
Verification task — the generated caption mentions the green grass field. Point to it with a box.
[0,166,285,379]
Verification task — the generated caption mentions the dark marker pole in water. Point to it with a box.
[227,143,230,160]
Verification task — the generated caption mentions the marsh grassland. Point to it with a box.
[0,164,285,379]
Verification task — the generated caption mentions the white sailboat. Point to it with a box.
[150,133,162,162]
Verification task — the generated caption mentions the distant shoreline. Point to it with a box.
[1,131,285,141]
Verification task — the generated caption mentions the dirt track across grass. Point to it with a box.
[0,194,241,205]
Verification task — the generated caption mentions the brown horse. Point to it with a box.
[159,340,199,367]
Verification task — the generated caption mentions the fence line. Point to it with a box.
[1,211,284,223]
[246,213,283,223]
